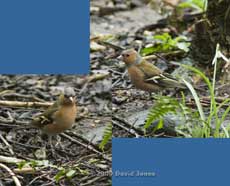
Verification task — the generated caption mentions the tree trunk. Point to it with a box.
[191,0,230,65]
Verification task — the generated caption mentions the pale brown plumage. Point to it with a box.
[31,88,77,135]
[120,49,186,92]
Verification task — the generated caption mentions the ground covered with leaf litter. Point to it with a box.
[0,74,112,185]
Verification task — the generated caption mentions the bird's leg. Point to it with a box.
[54,135,65,151]
[167,89,183,97]
[48,135,57,159]
[149,92,153,100]
[167,91,176,97]
[40,134,55,158]
[149,92,157,101]
[40,133,49,152]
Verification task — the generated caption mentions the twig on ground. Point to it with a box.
[0,100,52,108]
[60,133,111,162]
[112,116,144,135]
[80,176,104,186]
[98,41,125,51]
[14,167,37,174]
[66,132,100,150]
[112,120,140,137]
[0,93,45,102]
[0,155,23,164]
[0,163,21,186]
[27,173,49,185]
[0,134,15,155]
[0,118,29,125]
[8,140,41,150]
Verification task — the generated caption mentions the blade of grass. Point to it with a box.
[182,79,205,121]
[211,44,220,136]
[172,63,216,128]
[221,126,229,138]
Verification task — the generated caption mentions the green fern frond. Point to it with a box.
[99,123,112,151]
[145,95,202,135]
[144,96,180,129]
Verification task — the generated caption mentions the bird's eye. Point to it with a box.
[126,54,130,57]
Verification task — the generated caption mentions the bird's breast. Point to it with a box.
[128,66,145,84]
[42,105,77,135]
[55,105,77,125]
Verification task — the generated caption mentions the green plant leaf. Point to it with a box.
[141,33,190,55]
[66,169,76,178]
[178,0,207,12]
[55,169,66,182]
[153,118,164,132]
[177,42,190,52]
[145,96,179,129]
[99,123,112,151]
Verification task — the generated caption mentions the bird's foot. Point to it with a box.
[47,136,59,159]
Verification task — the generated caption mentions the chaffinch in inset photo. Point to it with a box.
[0,74,112,185]
[31,87,77,135]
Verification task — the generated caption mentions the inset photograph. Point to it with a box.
[91,0,230,138]
[0,74,112,185]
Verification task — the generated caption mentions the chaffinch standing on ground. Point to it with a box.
[31,87,77,135]
[119,49,186,92]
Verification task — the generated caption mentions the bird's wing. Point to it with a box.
[137,61,162,79]
[145,73,186,88]
[32,101,60,127]
[136,60,186,88]
[42,101,60,119]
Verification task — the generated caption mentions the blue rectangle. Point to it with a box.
[0,0,89,74]
[113,138,230,186]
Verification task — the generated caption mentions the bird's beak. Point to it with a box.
[117,55,123,60]
[69,96,74,102]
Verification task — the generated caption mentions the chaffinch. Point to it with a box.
[31,87,77,135]
[119,49,186,92]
